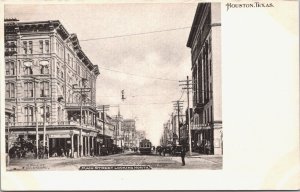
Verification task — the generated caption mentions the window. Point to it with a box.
[40,82,49,97]
[10,42,16,52]
[24,82,33,98]
[12,107,16,124]
[25,106,34,123]
[39,40,43,53]
[6,83,15,98]
[61,71,64,79]
[67,54,70,65]
[56,42,59,55]
[57,67,60,77]
[5,61,15,75]
[45,40,49,53]
[29,41,33,54]
[40,106,50,122]
[23,41,27,54]
[71,57,73,68]
[40,65,49,74]
[24,67,33,75]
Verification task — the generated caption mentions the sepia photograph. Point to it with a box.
[1,0,299,191]
[4,2,222,171]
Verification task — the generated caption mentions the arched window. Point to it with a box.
[5,82,15,98]
[40,65,49,74]
[24,67,33,75]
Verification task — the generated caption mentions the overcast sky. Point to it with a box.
[5,3,197,145]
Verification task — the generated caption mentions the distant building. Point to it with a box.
[187,3,223,155]
[122,119,136,148]
[111,112,124,148]
[5,20,100,158]
[96,112,115,150]
[134,130,146,147]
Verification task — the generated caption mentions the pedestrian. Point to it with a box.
[45,147,49,159]
[180,146,186,166]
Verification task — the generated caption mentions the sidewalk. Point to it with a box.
[187,152,223,164]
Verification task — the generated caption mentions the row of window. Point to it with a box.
[5,61,49,76]
[23,40,49,54]
[24,106,50,123]
[9,106,64,124]
[6,82,50,98]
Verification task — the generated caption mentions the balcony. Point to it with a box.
[6,121,96,130]
[194,103,205,114]
[65,102,96,108]
[191,123,211,130]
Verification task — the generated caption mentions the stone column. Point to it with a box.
[91,137,94,156]
[84,110,87,125]
[71,134,74,158]
[85,136,87,156]
[77,135,80,157]
[46,135,49,158]
[80,130,83,157]
[87,111,89,125]
[87,136,90,156]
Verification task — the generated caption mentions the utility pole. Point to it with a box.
[41,94,51,157]
[31,77,39,159]
[179,76,193,156]
[73,78,91,157]
[97,105,110,149]
[172,100,183,145]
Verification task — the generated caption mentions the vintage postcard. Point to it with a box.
[1,0,299,190]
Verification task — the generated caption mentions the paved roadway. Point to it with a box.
[7,151,222,171]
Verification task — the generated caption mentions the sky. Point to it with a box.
[5,3,197,145]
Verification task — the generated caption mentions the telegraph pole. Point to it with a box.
[179,76,193,156]
[97,105,110,149]
[172,100,183,145]
[32,77,39,159]
[73,78,91,157]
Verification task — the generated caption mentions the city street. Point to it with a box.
[7,151,222,171]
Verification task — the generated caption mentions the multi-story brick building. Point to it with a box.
[5,20,100,158]
[187,3,223,155]
[122,119,136,148]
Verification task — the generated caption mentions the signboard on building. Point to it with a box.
[49,134,71,138]
[192,124,211,130]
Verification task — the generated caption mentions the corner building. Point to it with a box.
[187,3,223,155]
[5,20,100,158]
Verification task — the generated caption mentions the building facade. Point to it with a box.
[134,130,146,147]
[111,112,124,147]
[122,119,136,148]
[5,20,100,158]
[187,3,223,155]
